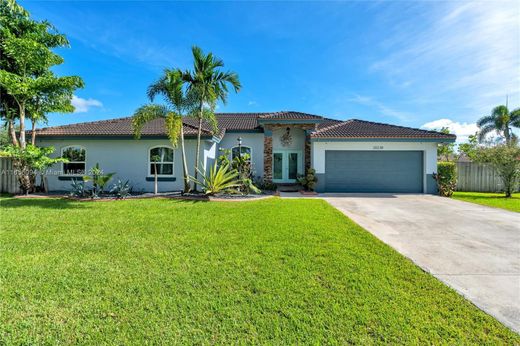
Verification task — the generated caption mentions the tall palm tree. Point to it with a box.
[477,105,520,145]
[132,69,195,192]
[182,46,241,190]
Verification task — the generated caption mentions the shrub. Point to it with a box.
[475,144,520,197]
[297,168,318,191]
[433,162,457,197]
[110,179,132,199]
[70,179,86,198]
[190,163,240,195]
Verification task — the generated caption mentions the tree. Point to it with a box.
[182,46,241,190]
[0,0,83,193]
[131,69,195,192]
[0,0,83,148]
[437,127,455,161]
[458,133,479,161]
[475,144,520,198]
[477,105,520,145]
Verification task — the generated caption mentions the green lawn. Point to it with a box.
[453,191,520,212]
[0,198,517,344]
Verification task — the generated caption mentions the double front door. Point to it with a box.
[272,150,302,183]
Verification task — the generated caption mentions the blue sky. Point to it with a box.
[22,0,519,142]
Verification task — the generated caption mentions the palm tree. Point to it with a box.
[477,105,520,144]
[132,69,194,192]
[182,46,241,190]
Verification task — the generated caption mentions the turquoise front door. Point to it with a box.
[272,150,302,183]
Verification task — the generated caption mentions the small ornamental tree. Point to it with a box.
[475,144,520,198]
[433,162,457,197]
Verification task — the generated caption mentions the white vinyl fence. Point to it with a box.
[456,161,518,193]
[0,157,22,194]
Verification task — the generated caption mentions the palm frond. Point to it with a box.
[477,124,496,143]
[165,112,182,148]
[510,108,520,128]
[476,115,495,128]
[131,104,168,139]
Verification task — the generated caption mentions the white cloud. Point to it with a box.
[421,118,478,143]
[370,1,520,117]
[348,94,412,122]
[248,101,257,106]
[71,95,103,113]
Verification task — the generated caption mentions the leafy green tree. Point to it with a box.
[0,144,67,194]
[458,133,479,161]
[477,105,520,145]
[132,69,196,192]
[475,144,520,197]
[0,0,83,148]
[437,127,455,161]
[182,46,241,190]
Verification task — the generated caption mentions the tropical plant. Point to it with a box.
[433,162,457,197]
[82,163,114,197]
[0,0,83,192]
[182,46,241,190]
[132,69,196,192]
[69,179,86,198]
[110,179,132,199]
[0,144,67,194]
[297,168,318,191]
[190,163,240,195]
[477,104,520,144]
[475,144,520,198]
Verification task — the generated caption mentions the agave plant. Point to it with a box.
[190,163,240,195]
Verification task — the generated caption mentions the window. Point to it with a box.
[61,146,86,175]
[149,146,174,176]
[231,146,252,162]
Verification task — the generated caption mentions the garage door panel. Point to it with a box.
[324,151,423,193]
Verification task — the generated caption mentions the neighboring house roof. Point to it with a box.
[34,112,454,141]
[311,119,456,140]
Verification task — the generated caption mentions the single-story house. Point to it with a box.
[35,111,456,193]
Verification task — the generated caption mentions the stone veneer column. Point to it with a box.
[263,130,273,182]
[305,132,311,173]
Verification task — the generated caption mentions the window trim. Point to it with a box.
[148,145,175,177]
[60,145,87,176]
[231,145,252,162]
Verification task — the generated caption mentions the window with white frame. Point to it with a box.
[231,146,252,162]
[61,146,86,175]
[149,146,174,176]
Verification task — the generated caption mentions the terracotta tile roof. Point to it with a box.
[34,113,455,141]
[258,111,323,120]
[35,116,213,137]
[311,119,456,140]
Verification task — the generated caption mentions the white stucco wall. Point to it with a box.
[36,137,216,192]
[218,132,265,179]
[272,127,305,151]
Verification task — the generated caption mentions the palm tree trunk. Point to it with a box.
[179,124,190,192]
[31,119,36,146]
[504,125,511,145]
[194,116,202,191]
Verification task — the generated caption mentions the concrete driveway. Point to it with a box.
[323,194,520,332]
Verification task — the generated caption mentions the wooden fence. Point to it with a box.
[456,161,518,193]
[0,157,21,194]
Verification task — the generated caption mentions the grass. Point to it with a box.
[452,191,520,212]
[0,197,518,344]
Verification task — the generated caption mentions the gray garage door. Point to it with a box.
[324,151,423,193]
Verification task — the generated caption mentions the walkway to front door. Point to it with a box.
[272,150,302,183]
